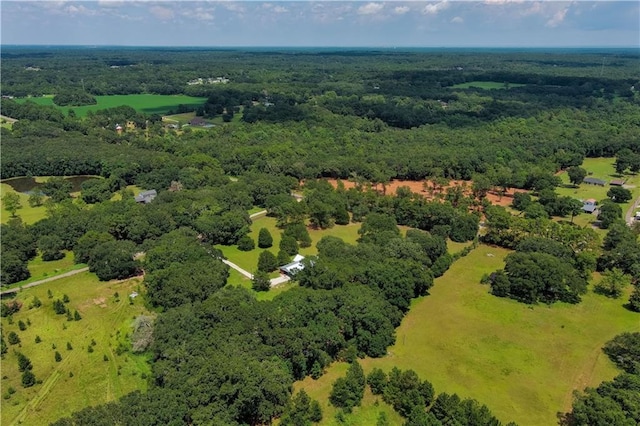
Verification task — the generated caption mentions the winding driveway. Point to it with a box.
[1,267,89,295]
[625,196,640,226]
[220,209,291,287]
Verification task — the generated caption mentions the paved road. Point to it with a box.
[1,267,89,295]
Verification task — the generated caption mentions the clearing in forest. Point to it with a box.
[297,244,639,426]
[1,272,152,426]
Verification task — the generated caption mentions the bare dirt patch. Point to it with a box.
[324,178,526,207]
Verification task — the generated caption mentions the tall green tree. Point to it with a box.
[567,166,587,186]
[2,192,21,217]
[258,228,273,248]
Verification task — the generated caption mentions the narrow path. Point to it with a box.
[1,267,89,295]
[625,196,640,226]
[249,210,267,220]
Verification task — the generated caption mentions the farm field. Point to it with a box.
[556,157,640,229]
[450,81,527,89]
[297,244,639,426]
[15,94,206,117]
[0,272,152,426]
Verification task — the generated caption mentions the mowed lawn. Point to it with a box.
[1,273,152,426]
[216,216,362,275]
[556,157,640,229]
[298,244,639,426]
[15,94,206,117]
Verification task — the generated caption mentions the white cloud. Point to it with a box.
[394,6,410,15]
[273,5,288,14]
[451,16,464,24]
[358,3,384,16]
[546,8,568,27]
[422,1,449,16]
[97,1,125,8]
[182,7,215,22]
[150,6,174,21]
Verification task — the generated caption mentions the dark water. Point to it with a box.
[2,176,99,193]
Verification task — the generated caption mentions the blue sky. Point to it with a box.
[2,1,638,47]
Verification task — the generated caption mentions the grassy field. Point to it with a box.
[216,216,362,275]
[450,81,526,89]
[556,157,640,229]
[15,94,206,117]
[1,272,152,426]
[0,183,48,225]
[298,244,639,425]
[292,362,404,426]
[1,252,88,292]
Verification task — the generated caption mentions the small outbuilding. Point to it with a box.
[582,198,598,214]
[135,189,157,204]
[583,177,606,186]
[610,179,626,186]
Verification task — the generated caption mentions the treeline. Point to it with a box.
[0,170,297,286]
[2,47,638,97]
[562,332,640,425]
[481,197,640,307]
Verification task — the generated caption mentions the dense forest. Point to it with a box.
[1,47,639,425]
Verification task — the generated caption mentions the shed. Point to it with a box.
[583,177,606,186]
[135,189,157,204]
[610,179,626,186]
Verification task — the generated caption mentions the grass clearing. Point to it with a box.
[556,157,640,229]
[1,272,152,426]
[298,244,639,425]
[16,94,206,117]
[292,362,404,426]
[450,81,526,89]
[216,216,362,274]
[0,183,48,225]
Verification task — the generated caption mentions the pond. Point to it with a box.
[1,176,100,194]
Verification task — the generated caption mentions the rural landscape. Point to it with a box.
[1,43,639,426]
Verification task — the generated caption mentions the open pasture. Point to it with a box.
[298,244,639,425]
[16,94,206,117]
[1,272,152,426]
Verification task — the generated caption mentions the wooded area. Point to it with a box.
[1,47,639,425]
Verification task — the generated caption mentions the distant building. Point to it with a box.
[135,189,157,204]
[582,198,598,214]
[610,179,626,186]
[189,117,207,126]
[583,177,606,186]
[280,254,306,276]
[115,123,123,134]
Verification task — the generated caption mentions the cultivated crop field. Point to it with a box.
[298,244,639,426]
[1,273,152,426]
[15,94,206,117]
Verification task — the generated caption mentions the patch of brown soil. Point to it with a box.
[324,178,527,207]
